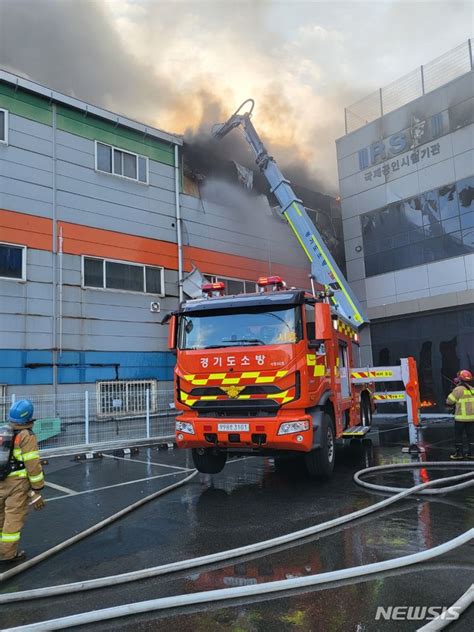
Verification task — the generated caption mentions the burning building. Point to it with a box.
[0,69,343,400]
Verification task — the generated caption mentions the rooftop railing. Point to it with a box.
[345,39,473,134]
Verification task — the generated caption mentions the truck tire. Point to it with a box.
[192,448,227,474]
[360,395,372,427]
[304,413,335,480]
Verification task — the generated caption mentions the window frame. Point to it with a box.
[0,241,26,282]
[94,140,149,185]
[0,109,8,145]
[96,379,158,418]
[81,255,164,296]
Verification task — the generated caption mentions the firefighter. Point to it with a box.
[446,370,474,460]
[0,400,45,565]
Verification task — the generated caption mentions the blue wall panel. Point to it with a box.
[57,351,175,383]
[0,350,175,385]
[0,350,53,385]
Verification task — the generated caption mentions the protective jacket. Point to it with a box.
[446,385,474,422]
[0,422,44,560]
[6,422,45,489]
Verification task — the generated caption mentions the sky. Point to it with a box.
[0,0,472,193]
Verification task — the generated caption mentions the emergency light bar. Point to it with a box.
[202,282,225,297]
[257,275,285,290]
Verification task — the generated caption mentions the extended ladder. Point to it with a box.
[213,100,368,327]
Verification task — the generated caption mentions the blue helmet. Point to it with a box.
[8,400,34,424]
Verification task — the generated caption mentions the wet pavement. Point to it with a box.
[1,419,473,631]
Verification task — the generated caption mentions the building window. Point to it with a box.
[361,176,474,277]
[0,109,8,144]
[82,256,164,295]
[96,379,158,418]
[95,141,148,184]
[206,275,257,295]
[0,243,26,281]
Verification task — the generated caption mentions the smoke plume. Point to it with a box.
[0,0,471,193]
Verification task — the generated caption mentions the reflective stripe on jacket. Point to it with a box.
[7,425,45,489]
[446,385,474,422]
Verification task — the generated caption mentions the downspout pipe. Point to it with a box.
[51,103,58,411]
[174,144,184,303]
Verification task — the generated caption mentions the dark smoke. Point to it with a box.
[0,0,345,194]
[0,0,177,126]
[181,91,329,197]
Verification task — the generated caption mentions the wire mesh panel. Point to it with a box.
[0,388,176,453]
[344,39,473,134]
[96,379,157,418]
[423,41,472,93]
[1,393,87,449]
[346,90,382,133]
[150,391,177,439]
[381,68,423,115]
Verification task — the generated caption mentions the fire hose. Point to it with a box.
[0,462,473,631]
[0,470,198,584]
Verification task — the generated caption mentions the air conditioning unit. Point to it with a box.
[150,301,161,313]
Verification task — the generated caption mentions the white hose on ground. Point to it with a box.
[416,583,474,632]
[0,470,198,584]
[1,464,472,603]
[3,530,473,632]
[354,461,474,494]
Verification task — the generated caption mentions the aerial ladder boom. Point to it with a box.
[213,99,368,326]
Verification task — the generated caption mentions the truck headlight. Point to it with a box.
[278,420,310,435]
[176,421,195,435]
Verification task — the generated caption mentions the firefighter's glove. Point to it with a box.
[28,490,45,510]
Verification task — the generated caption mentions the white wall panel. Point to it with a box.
[365,272,396,301]
[451,124,474,155]
[418,157,456,192]
[426,256,467,288]
[454,149,474,181]
[394,266,429,293]
[347,257,366,282]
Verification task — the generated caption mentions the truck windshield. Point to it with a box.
[178,306,302,350]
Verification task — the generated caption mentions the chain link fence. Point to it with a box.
[1,389,176,455]
[345,39,473,133]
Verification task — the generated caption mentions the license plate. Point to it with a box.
[217,423,250,432]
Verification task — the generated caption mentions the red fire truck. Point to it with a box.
[167,101,419,475]
[167,277,374,478]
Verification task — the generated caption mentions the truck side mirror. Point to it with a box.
[315,302,332,341]
[168,314,177,350]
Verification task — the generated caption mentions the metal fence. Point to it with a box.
[2,389,177,455]
[345,39,473,133]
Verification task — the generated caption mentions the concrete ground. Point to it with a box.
[1,419,473,631]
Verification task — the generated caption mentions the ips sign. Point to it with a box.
[357,112,446,171]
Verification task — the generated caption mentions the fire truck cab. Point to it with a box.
[168,277,373,478]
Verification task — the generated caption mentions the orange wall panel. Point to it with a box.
[0,209,309,289]
[58,222,178,270]
[0,209,52,250]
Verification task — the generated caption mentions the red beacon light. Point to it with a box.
[257,275,286,291]
[202,282,225,297]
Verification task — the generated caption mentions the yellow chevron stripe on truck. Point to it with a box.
[180,370,288,386]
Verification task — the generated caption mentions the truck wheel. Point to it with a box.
[192,448,227,474]
[304,413,335,480]
[360,396,372,427]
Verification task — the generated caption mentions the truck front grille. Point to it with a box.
[196,399,279,417]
